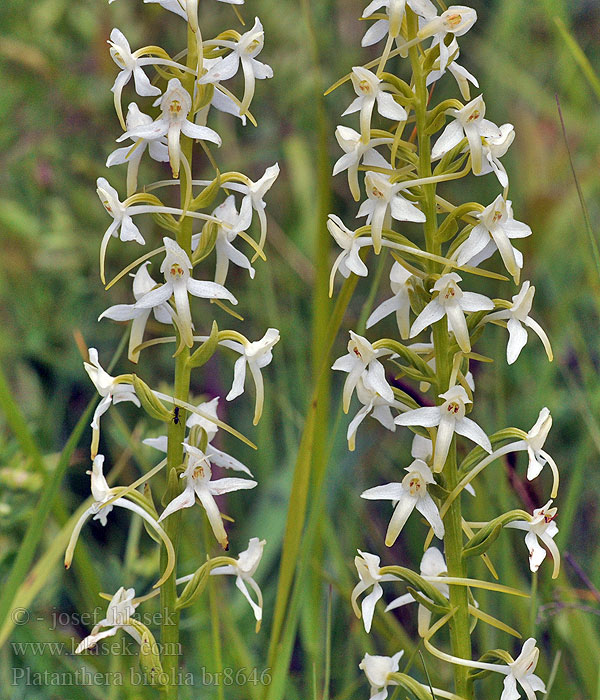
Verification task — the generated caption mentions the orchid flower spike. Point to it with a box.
[456,195,531,283]
[486,281,553,365]
[210,537,266,630]
[84,348,139,456]
[123,78,221,178]
[386,547,449,636]
[99,263,172,364]
[206,18,273,116]
[343,67,407,143]
[351,551,398,633]
[357,171,426,254]
[107,103,169,196]
[361,459,445,544]
[133,237,237,348]
[361,0,436,46]
[333,126,393,201]
[395,385,492,472]
[75,587,141,654]
[507,500,560,578]
[410,272,494,354]
[366,262,413,338]
[359,650,404,700]
[159,444,257,549]
[221,328,280,424]
[332,331,394,413]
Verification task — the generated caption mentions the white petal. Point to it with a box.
[415,494,444,538]
[506,318,528,364]
[410,299,445,337]
[395,406,440,428]
[454,416,492,452]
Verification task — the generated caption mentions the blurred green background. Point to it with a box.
[0,0,599,698]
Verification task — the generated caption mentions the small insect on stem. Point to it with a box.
[172,406,180,425]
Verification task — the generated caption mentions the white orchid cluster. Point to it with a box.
[329,3,558,699]
[66,0,279,687]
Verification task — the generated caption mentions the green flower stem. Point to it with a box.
[407,10,472,698]
[159,26,199,700]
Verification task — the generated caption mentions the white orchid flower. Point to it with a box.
[426,38,478,101]
[524,408,558,494]
[359,650,404,700]
[343,67,407,144]
[209,195,255,285]
[196,57,247,124]
[410,272,493,353]
[209,537,265,629]
[99,263,172,364]
[205,18,273,116]
[431,95,493,175]
[84,348,139,455]
[395,385,492,472]
[347,374,408,451]
[159,444,256,549]
[108,28,161,103]
[107,103,169,196]
[96,178,219,284]
[366,262,413,338]
[96,177,145,280]
[485,282,552,365]
[351,551,398,633]
[332,331,394,413]
[327,215,374,293]
[216,164,279,255]
[500,639,547,700]
[122,78,221,178]
[133,237,237,348]
[361,0,436,46]
[386,547,449,636]
[456,195,531,283]
[144,397,253,476]
[333,126,393,201]
[418,6,478,74]
[220,328,280,424]
[65,455,175,577]
[75,587,141,654]
[357,171,426,254]
[436,638,546,700]
[361,459,445,544]
[506,500,560,578]
[480,123,515,187]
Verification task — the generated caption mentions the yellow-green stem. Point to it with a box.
[159,25,198,700]
[407,10,472,698]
